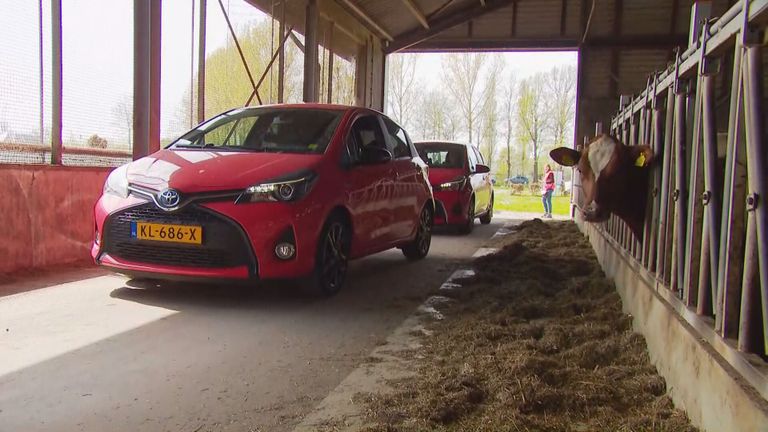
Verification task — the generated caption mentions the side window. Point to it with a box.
[467,146,478,171]
[473,147,485,165]
[383,117,411,159]
[345,115,387,164]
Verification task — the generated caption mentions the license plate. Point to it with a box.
[130,221,203,245]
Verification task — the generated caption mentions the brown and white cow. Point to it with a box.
[550,134,654,238]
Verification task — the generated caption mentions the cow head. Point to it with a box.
[549,134,654,238]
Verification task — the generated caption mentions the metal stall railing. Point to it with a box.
[597,0,768,383]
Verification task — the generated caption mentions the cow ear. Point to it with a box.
[550,147,581,167]
[630,145,654,168]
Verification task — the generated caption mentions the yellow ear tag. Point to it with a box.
[308,143,318,150]
[635,153,646,167]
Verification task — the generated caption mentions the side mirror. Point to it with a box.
[474,164,491,174]
[361,146,392,165]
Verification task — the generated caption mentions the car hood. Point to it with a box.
[126,149,322,192]
[427,167,466,186]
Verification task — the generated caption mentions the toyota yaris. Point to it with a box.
[93,105,434,295]
[415,141,493,233]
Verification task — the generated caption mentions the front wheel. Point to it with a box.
[479,194,493,225]
[458,197,475,235]
[402,205,433,260]
[311,216,351,296]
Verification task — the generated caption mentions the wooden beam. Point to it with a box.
[511,1,517,36]
[427,0,456,19]
[337,0,393,41]
[386,0,516,53]
[560,0,567,36]
[400,0,429,29]
[610,0,623,97]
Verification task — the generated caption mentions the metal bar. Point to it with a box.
[217,0,260,104]
[739,213,760,352]
[149,0,161,154]
[51,0,62,164]
[697,72,720,316]
[683,62,705,307]
[277,0,285,103]
[133,0,150,160]
[671,79,688,296]
[197,0,206,123]
[246,25,294,106]
[716,41,746,338]
[38,0,44,147]
[304,0,319,103]
[610,0,768,130]
[742,44,768,353]
[327,23,334,104]
[657,86,675,282]
[646,76,662,272]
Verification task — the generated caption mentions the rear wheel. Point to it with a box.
[311,215,351,296]
[480,194,493,225]
[458,197,475,234]
[402,205,433,260]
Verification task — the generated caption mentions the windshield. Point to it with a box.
[416,144,466,169]
[170,108,344,154]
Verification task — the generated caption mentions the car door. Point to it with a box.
[381,116,420,241]
[472,146,492,213]
[342,114,397,254]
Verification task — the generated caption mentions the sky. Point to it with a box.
[0,0,576,149]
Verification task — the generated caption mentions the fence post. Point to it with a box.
[51,0,62,165]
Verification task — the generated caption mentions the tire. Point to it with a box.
[458,197,475,235]
[310,215,351,297]
[479,194,493,225]
[402,205,433,260]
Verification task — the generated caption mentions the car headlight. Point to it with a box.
[238,172,317,203]
[436,176,466,192]
[103,164,129,198]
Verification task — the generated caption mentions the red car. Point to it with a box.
[414,141,493,233]
[92,105,434,295]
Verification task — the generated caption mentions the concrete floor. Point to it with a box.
[0,220,506,432]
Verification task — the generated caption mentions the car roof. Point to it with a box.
[238,103,353,112]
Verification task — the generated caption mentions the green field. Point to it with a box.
[494,191,571,216]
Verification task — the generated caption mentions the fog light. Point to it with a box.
[275,242,296,260]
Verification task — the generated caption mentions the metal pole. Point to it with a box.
[716,41,745,338]
[646,79,663,272]
[133,0,150,159]
[671,80,688,297]
[697,71,721,316]
[51,0,62,165]
[303,0,319,103]
[327,23,334,104]
[197,0,206,123]
[277,0,285,103]
[38,0,44,148]
[742,45,768,353]
[657,87,675,283]
[149,0,161,154]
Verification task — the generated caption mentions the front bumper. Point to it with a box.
[432,189,471,226]
[92,194,324,280]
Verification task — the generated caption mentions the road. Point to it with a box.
[0,219,506,432]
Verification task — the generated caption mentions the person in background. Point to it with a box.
[541,164,555,218]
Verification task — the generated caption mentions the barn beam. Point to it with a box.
[400,0,429,29]
[386,0,516,53]
[401,34,688,52]
[337,0,393,41]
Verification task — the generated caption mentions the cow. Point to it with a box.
[549,134,654,238]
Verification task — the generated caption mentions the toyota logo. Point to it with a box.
[158,189,181,208]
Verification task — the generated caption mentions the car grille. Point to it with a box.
[102,203,255,271]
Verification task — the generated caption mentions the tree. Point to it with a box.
[545,65,577,150]
[111,95,132,148]
[441,53,496,144]
[500,74,516,179]
[516,74,548,182]
[386,54,420,129]
[416,89,459,141]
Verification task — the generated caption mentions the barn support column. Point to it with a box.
[303,0,319,102]
[354,37,385,110]
[133,0,162,159]
[50,0,62,165]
